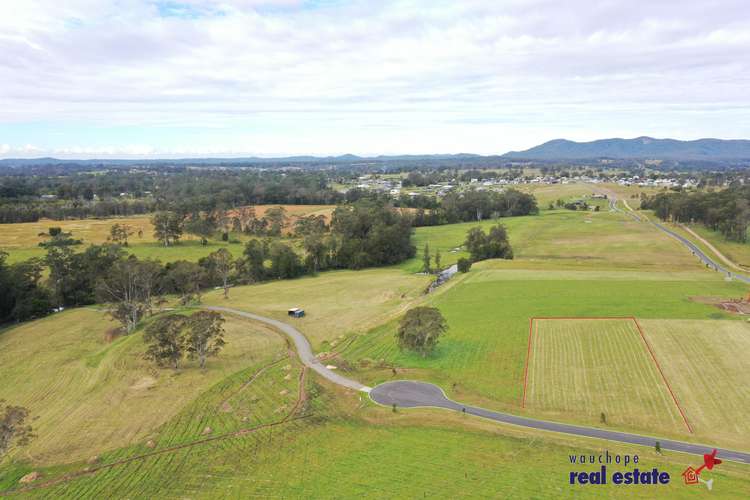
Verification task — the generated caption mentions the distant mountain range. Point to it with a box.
[503,137,750,160]
[2,137,750,167]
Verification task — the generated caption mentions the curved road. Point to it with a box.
[206,306,371,392]
[370,381,750,465]
[209,306,750,465]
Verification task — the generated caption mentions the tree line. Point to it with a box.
[0,200,415,327]
[410,189,538,226]
[641,185,750,242]
[0,170,344,223]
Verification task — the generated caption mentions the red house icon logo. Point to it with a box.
[682,449,722,490]
[681,466,699,485]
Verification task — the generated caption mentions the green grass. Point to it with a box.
[341,264,748,447]
[526,318,685,434]
[516,182,594,207]
[403,209,704,273]
[1,350,307,497]
[11,387,750,499]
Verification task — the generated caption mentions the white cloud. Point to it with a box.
[0,0,749,157]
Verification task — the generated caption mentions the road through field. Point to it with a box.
[370,381,750,464]
[209,306,750,465]
[206,306,371,392]
[599,185,750,283]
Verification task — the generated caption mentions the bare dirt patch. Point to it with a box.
[690,296,750,315]
[129,376,157,391]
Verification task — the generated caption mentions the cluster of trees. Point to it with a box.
[465,224,514,262]
[554,198,598,211]
[410,189,538,227]
[400,171,445,187]
[0,252,53,323]
[329,202,415,268]
[144,311,225,369]
[458,169,524,182]
[420,244,442,274]
[642,185,750,242]
[147,206,317,247]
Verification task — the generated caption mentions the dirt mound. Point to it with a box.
[690,296,750,315]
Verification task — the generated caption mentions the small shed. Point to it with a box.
[287,307,305,318]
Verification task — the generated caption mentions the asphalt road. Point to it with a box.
[370,381,750,464]
[604,187,750,283]
[650,220,750,284]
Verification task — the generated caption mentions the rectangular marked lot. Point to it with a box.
[639,319,750,450]
[525,318,687,434]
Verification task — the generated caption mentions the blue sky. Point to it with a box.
[1,0,749,158]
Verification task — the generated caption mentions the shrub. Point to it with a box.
[457,258,472,273]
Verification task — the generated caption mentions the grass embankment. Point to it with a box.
[0,308,286,466]
[683,223,750,270]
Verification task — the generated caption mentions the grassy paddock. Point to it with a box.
[341,264,747,446]
[203,267,431,349]
[14,383,750,499]
[0,204,335,263]
[640,319,750,450]
[525,318,686,434]
[0,308,286,466]
[404,210,704,273]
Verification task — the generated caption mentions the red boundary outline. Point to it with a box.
[521,316,693,433]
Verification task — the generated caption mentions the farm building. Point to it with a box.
[288,307,305,318]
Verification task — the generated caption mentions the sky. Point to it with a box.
[1,0,749,159]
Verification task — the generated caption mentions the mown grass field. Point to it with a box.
[0,204,335,263]
[0,308,286,466]
[640,319,750,450]
[404,208,704,273]
[525,319,685,434]
[516,182,594,207]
